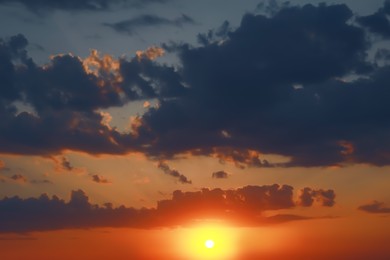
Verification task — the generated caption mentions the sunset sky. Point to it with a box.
[0,0,390,259]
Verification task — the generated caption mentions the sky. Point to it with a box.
[0,0,390,259]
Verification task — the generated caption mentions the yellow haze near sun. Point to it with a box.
[176,223,239,260]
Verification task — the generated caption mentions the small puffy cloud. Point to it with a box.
[212,170,229,179]
[157,161,192,184]
[91,174,111,184]
[61,157,74,171]
[358,201,390,214]
[136,46,165,61]
[297,188,336,207]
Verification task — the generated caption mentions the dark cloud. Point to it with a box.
[61,157,73,171]
[357,0,390,38]
[104,14,195,35]
[0,35,186,156]
[358,201,390,214]
[157,161,192,184]
[31,179,53,184]
[0,3,390,168]
[0,190,149,233]
[0,184,335,233]
[197,20,231,46]
[5,173,52,184]
[135,3,390,167]
[298,188,336,207]
[10,174,27,183]
[0,0,169,12]
[212,170,229,179]
[91,174,111,184]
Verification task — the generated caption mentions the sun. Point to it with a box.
[176,222,238,260]
[205,239,215,249]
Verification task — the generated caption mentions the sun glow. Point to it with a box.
[205,239,215,248]
[177,222,239,260]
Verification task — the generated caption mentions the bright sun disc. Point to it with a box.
[205,239,215,248]
[176,222,239,260]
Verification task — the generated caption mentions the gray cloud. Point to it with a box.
[10,174,27,183]
[0,184,336,233]
[0,3,390,168]
[358,201,390,214]
[212,170,229,179]
[357,0,390,38]
[91,174,111,184]
[157,161,192,184]
[104,14,195,35]
[298,188,336,207]
[0,0,170,12]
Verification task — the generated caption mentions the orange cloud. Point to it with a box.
[136,46,165,61]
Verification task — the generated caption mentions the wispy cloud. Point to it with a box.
[0,0,170,13]
[104,14,195,35]
[157,161,192,184]
[358,201,390,214]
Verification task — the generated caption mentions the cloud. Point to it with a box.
[136,46,165,61]
[91,174,111,184]
[61,157,74,171]
[358,201,390,214]
[0,0,170,13]
[0,184,335,233]
[10,174,27,183]
[135,3,390,167]
[297,188,336,207]
[31,179,53,184]
[0,3,390,167]
[4,173,52,184]
[0,35,186,156]
[157,161,192,184]
[212,170,229,179]
[357,1,390,38]
[104,14,195,35]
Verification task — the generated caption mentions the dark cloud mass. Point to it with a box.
[358,201,390,213]
[0,0,169,12]
[104,14,195,35]
[137,3,390,167]
[0,35,186,156]
[0,185,335,233]
[0,3,390,167]
[357,0,390,38]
